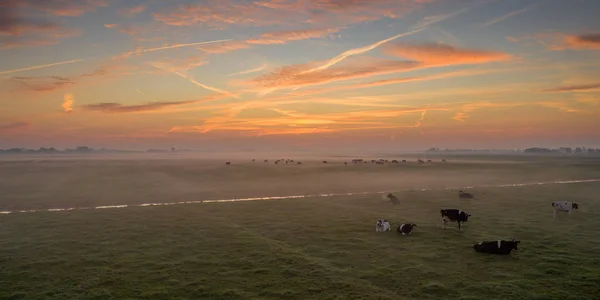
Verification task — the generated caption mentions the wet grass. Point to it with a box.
[1,181,599,299]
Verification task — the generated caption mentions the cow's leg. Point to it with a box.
[458,222,462,231]
[441,218,445,229]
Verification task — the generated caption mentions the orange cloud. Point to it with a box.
[248,57,421,91]
[154,0,433,28]
[0,121,31,134]
[82,100,202,114]
[563,33,600,50]
[246,28,340,44]
[383,43,511,66]
[62,93,74,113]
[542,82,600,93]
[197,40,251,54]
[119,5,146,17]
[8,76,76,92]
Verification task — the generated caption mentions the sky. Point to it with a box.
[1,0,599,151]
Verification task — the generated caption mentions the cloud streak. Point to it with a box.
[483,3,537,26]
[542,82,600,93]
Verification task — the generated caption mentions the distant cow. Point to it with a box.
[392,160,399,164]
[397,223,416,235]
[441,209,471,231]
[264,159,268,163]
[383,193,400,204]
[459,190,474,199]
[376,219,391,232]
[427,160,432,163]
[402,160,407,163]
[474,240,520,255]
[552,201,579,218]
[252,159,255,162]
[297,162,302,165]
[323,161,328,164]
[418,159,425,164]
[442,159,447,163]
[225,162,231,165]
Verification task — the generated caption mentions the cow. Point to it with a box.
[402,160,407,163]
[442,159,447,163]
[397,223,417,235]
[441,209,471,231]
[474,240,520,255]
[225,162,231,165]
[264,159,268,163]
[297,162,302,165]
[427,159,432,163]
[383,193,400,204]
[418,159,425,164]
[552,201,579,218]
[323,161,328,164]
[392,160,399,164]
[459,190,474,199]
[376,219,391,232]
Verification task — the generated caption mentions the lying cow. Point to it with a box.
[376,219,391,232]
[474,239,520,255]
[383,193,400,204]
[552,201,579,218]
[441,209,471,231]
[397,223,416,235]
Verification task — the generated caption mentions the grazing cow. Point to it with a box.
[376,161,384,165]
[402,160,407,163]
[297,162,302,165]
[264,159,268,163]
[418,159,425,164]
[474,240,520,255]
[427,159,432,163]
[442,159,447,163]
[252,159,255,162]
[383,193,400,204]
[397,223,417,235]
[323,161,328,164]
[459,190,474,199]
[441,209,471,231]
[376,219,391,232]
[225,162,231,165]
[552,201,579,218]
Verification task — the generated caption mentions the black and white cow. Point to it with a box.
[397,223,416,235]
[473,239,520,255]
[441,209,471,231]
[552,201,579,218]
[376,219,391,232]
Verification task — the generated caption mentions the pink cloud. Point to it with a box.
[563,33,600,50]
[119,5,146,17]
[154,0,435,28]
[249,57,421,90]
[246,28,340,44]
[383,43,511,66]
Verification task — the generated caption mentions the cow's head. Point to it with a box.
[573,203,579,209]
[461,212,472,221]
[509,240,521,250]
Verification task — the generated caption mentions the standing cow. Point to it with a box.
[383,193,400,204]
[474,239,520,255]
[441,209,471,231]
[551,201,579,218]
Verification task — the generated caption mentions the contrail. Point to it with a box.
[118,39,233,58]
[0,39,233,75]
[298,4,480,75]
[0,59,87,75]
[298,28,424,75]
[228,64,267,76]
[483,3,537,26]
[172,71,238,97]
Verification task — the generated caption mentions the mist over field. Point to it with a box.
[2,152,599,211]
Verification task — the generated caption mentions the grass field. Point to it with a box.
[1,155,600,299]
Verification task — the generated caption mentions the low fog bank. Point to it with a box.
[1,155,599,211]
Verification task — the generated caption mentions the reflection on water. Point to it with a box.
[1,178,598,215]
